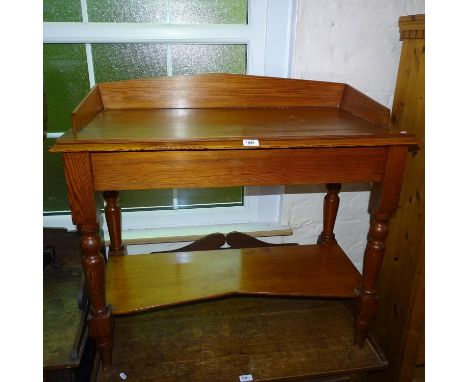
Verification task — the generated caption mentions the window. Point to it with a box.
[43,0,297,233]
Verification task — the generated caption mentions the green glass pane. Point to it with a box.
[44,138,69,212]
[178,187,243,208]
[92,44,167,83]
[118,189,173,210]
[43,0,82,22]
[170,0,248,24]
[92,43,169,210]
[172,44,246,75]
[87,0,166,23]
[44,44,89,133]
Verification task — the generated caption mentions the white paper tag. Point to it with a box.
[119,372,127,380]
[243,139,259,147]
[239,375,253,381]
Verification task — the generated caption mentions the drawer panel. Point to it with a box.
[91,147,387,190]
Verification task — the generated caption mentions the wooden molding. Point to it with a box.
[340,85,391,127]
[97,73,345,109]
[72,85,104,134]
[399,14,425,40]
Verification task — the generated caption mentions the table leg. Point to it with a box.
[317,183,341,244]
[354,146,408,346]
[63,153,114,368]
[80,223,114,368]
[103,191,126,256]
[354,216,389,346]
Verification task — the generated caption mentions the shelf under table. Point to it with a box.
[106,243,362,315]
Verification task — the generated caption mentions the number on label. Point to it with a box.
[243,139,259,147]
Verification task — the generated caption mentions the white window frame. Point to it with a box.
[43,0,298,233]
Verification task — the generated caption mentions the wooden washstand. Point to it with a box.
[51,74,420,369]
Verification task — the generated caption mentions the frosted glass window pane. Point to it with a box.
[87,0,166,23]
[178,188,243,208]
[44,138,69,212]
[171,0,248,24]
[43,44,89,133]
[44,44,89,212]
[118,190,174,210]
[172,44,246,75]
[43,0,82,22]
[92,44,167,83]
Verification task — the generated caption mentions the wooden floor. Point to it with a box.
[94,297,387,382]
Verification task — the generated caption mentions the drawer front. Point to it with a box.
[91,147,387,191]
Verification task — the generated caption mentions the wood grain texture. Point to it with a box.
[97,73,345,109]
[51,74,421,154]
[106,244,361,315]
[158,232,296,253]
[355,146,408,347]
[399,14,425,40]
[318,183,341,244]
[156,232,226,252]
[63,152,113,368]
[370,16,425,382]
[95,298,387,382]
[368,146,409,218]
[63,153,100,226]
[52,107,418,152]
[71,85,103,134]
[340,85,391,127]
[91,148,387,191]
[51,73,420,367]
[225,231,298,248]
[103,191,126,257]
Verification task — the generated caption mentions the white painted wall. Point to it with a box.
[278,0,425,271]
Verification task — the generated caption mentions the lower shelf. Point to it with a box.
[94,297,387,381]
[106,243,361,315]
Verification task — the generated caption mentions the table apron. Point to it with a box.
[91,147,388,191]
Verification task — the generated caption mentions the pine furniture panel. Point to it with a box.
[369,14,425,382]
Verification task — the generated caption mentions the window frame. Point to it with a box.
[43,0,297,233]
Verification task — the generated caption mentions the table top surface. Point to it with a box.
[51,74,420,152]
[53,107,418,152]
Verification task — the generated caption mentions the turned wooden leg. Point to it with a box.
[64,153,114,368]
[317,183,341,244]
[103,191,126,256]
[80,224,114,368]
[354,146,408,346]
[354,216,388,346]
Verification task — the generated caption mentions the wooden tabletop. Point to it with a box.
[50,74,420,153]
[54,107,417,152]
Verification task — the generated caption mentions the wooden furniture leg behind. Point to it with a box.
[64,153,114,369]
[318,183,341,245]
[103,191,126,257]
[354,146,408,346]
